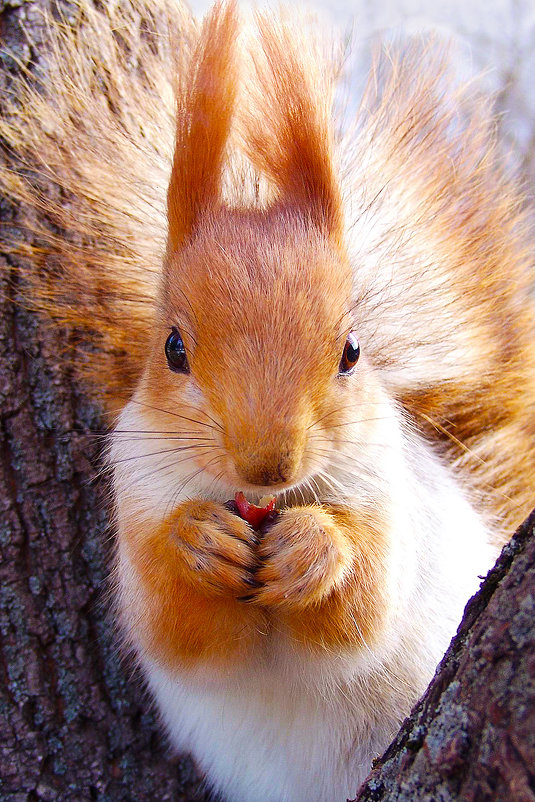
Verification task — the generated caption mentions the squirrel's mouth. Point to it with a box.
[221,476,331,512]
[224,492,278,529]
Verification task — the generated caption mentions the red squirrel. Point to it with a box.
[1,0,534,799]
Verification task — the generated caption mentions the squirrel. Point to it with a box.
[1,0,534,799]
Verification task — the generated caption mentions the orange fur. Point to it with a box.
[0,0,195,413]
[254,504,389,651]
[167,0,239,250]
[120,502,268,666]
[243,13,345,246]
[156,210,354,489]
[119,500,388,668]
[4,2,531,533]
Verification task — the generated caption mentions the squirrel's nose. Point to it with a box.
[234,449,300,488]
[242,459,292,487]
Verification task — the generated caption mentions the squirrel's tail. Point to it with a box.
[340,43,535,535]
[0,0,193,413]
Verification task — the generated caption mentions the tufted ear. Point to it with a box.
[243,14,344,246]
[167,0,239,252]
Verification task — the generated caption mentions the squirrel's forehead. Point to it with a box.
[169,263,350,346]
[165,227,352,332]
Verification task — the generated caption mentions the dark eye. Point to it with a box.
[339,332,360,375]
[165,327,190,374]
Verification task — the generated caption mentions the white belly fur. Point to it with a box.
[135,451,496,802]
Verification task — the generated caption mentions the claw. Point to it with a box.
[257,510,280,536]
[243,575,263,588]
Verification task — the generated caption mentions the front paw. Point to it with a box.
[252,506,354,609]
[170,500,261,599]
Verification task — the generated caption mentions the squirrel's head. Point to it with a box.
[147,209,381,493]
[129,1,391,502]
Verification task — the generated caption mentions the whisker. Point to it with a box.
[127,449,217,489]
[111,443,216,467]
[305,476,320,504]
[162,462,208,521]
[315,469,347,496]
[177,402,225,434]
[306,402,395,432]
[110,429,216,436]
[310,475,324,504]
[204,469,227,500]
[173,455,224,499]
[306,442,397,457]
[111,434,215,443]
[115,395,224,433]
[323,416,398,429]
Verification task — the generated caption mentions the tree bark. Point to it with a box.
[352,509,535,802]
[0,3,206,799]
[0,272,208,802]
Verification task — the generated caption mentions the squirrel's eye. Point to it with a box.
[339,332,360,375]
[165,327,190,374]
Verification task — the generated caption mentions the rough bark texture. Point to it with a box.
[1,1,534,801]
[352,509,535,802]
[0,271,208,802]
[0,3,206,799]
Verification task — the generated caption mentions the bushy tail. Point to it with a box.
[0,0,194,413]
[340,42,535,533]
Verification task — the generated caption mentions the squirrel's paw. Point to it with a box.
[171,500,260,598]
[252,506,353,609]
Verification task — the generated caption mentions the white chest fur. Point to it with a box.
[116,428,496,802]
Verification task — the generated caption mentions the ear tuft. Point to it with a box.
[243,14,344,245]
[167,0,239,252]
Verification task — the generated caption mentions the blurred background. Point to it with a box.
[189,0,535,193]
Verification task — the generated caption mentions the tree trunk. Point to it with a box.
[0,3,206,799]
[1,2,534,801]
[352,509,535,802]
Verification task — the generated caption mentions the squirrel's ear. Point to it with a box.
[167,0,238,252]
[244,15,344,246]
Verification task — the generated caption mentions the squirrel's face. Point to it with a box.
[137,211,388,499]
